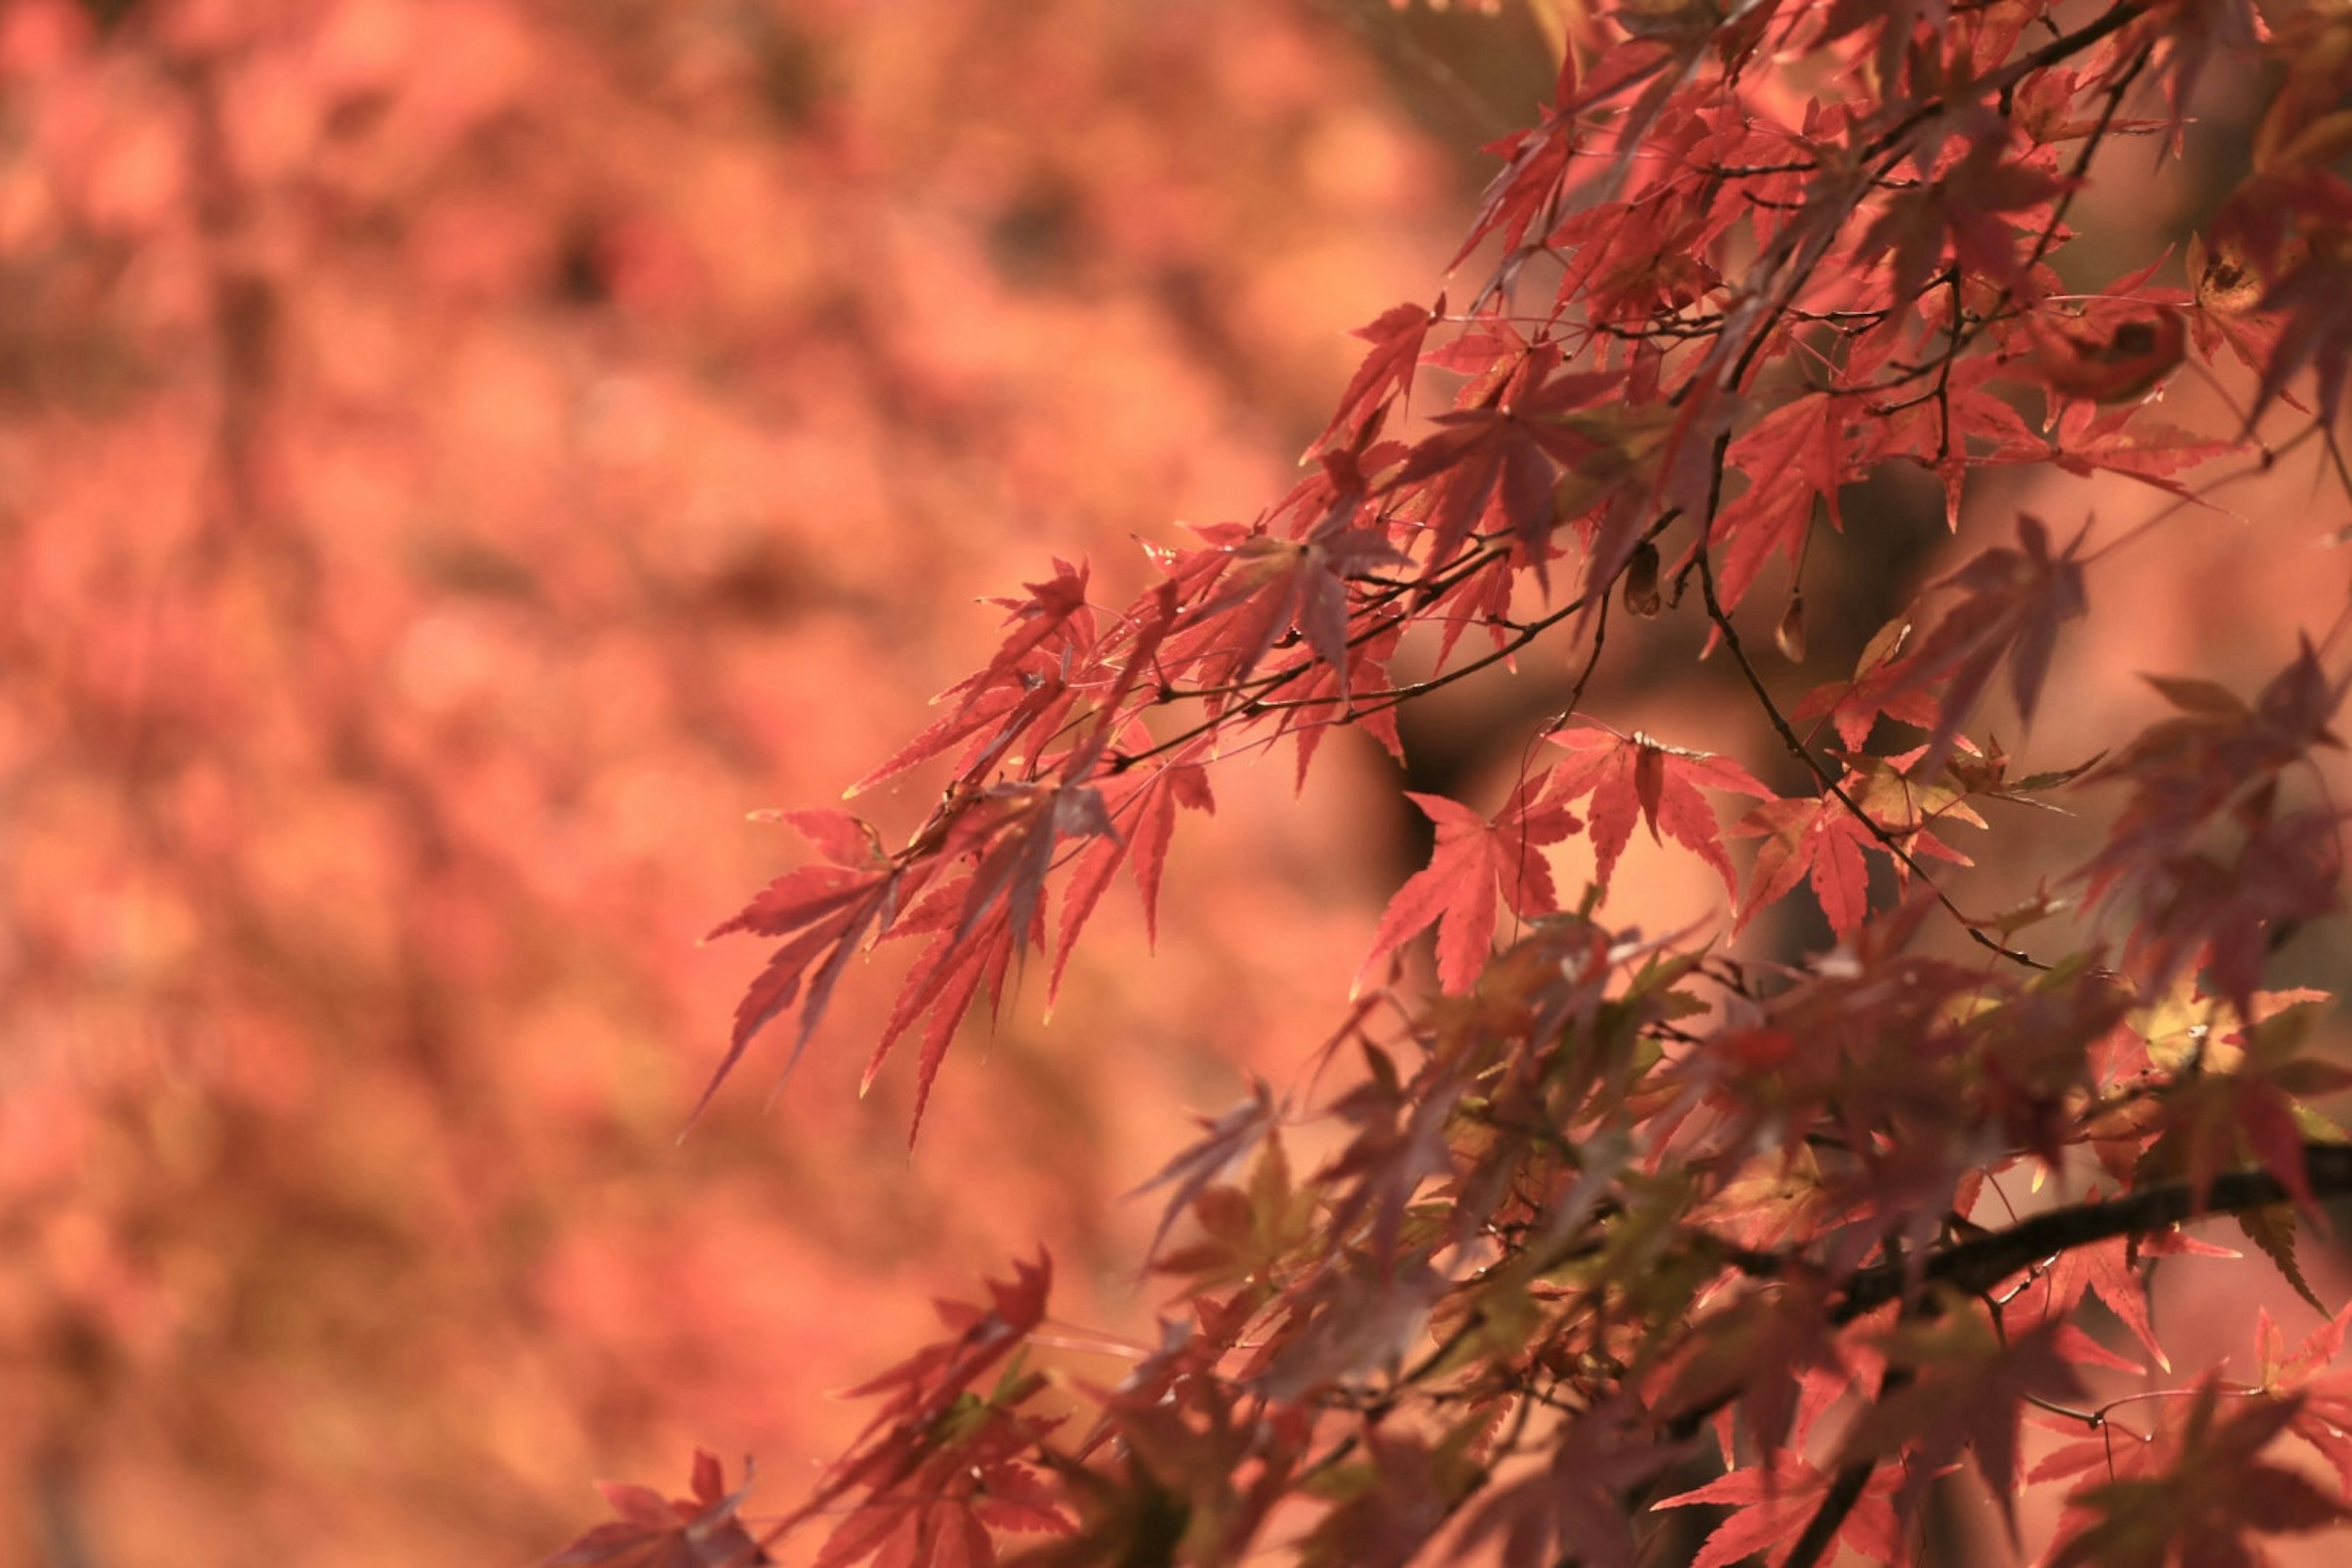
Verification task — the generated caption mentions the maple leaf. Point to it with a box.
[2137,998,2352,1213]
[1708,392,1869,615]
[1857,137,2070,303]
[1883,511,2089,780]
[1256,1252,1448,1400]
[1313,296,1443,453]
[542,1452,771,1568]
[1149,1136,1319,1293]
[864,782,1129,1139]
[1177,519,1409,706]
[1790,617,1943,753]
[1732,792,1882,941]
[1839,1306,2082,1541]
[1121,1078,1278,1269]
[1294,1425,1479,1568]
[2020,1218,2168,1373]
[1654,1455,1903,1568]
[1544,723,1770,897]
[2256,248,2352,425]
[2043,402,2241,502]
[1386,348,1623,581]
[786,1257,1061,1565]
[2256,1303,2352,1492]
[959,559,1094,722]
[1457,1396,1685,1568]
[1452,109,1577,268]
[2047,1381,2349,1568]
[1355,774,1581,996]
[2028,304,2189,404]
[1049,761,1215,1001]
[1660,1276,1848,1456]
[698,813,903,1118]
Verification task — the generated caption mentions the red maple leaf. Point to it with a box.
[2045,403,2240,499]
[1544,724,1770,898]
[1839,1310,2082,1541]
[1386,348,1623,581]
[1457,1396,1685,1568]
[1790,617,1944,753]
[960,559,1094,722]
[1883,511,2089,780]
[2045,1380,2349,1568]
[780,1256,1063,1568]
[699,812,902,1117]
[2257,1303,2352,1492]
[1356,774,1581,995]
[542,1452,771,1568]
[1708,392,1870,614]
[1174,518,1408,706]
[2257,248,2352,424]
[1733,793,1882,941]
[1857,137,2070,303]
[1049,760,1215,1001]
[1654,1455,1903,1568]
[1453,108,1577,268]
[1660,1276,1849,1457]
[1312,295,1443,452]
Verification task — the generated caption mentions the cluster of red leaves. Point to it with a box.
[560,1,2352,1566]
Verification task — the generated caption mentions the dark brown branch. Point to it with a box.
[1784,1456,1880,1568]
[1830,1143,2352,1323]
[1686,432,2046,970]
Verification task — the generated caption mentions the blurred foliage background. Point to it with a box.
[4,0,2348,1563]
[0,0,1496,1559]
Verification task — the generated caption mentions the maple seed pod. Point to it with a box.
[1774,592,1807,663]
[1623,540,1662,617]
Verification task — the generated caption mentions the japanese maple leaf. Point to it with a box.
[1857,138,2069,303]
[1654,1456,1902,1568]
[542,1451,771,1568]
[2029,306,2190,405]
[1295,1427,1473,1568]
[2113,807,2348,1025]
[2256,1303,2352,1492]
[1790,617,1943,753]
[2047,1381,2349,1568]
[1839,1310,2082,1542]
[957,558,1094,722]
[1708,392,1868,614]
[950,779,1115,951]
[1387,350,1623,580]
[783,1256,1058,1556]
[1452,108,1576,268]
[1179,519,1409,706]
[1883,511,2089,781]
[1355,774,1581,995]
[1733,792,1882,941]
[2026,1222,2169,1373]
[1544,724,1770,897]
[1660,1277,1848,1457]
[2259,251,2352,424]
[2138,997,2352,1212]
[1312,295,1443,452]
[2046,403,2240,501]
[1049,761,1214,1001]
[699,811,901,1117]
[1121,1077,1277,1268]
[1457,1396,1685,1568]
[868,782,1125,1141]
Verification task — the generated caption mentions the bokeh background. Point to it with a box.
[0,1,1528,1561]
[3,1,2348,1564]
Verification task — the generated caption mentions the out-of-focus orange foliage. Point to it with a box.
[0,1,1461,1559]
